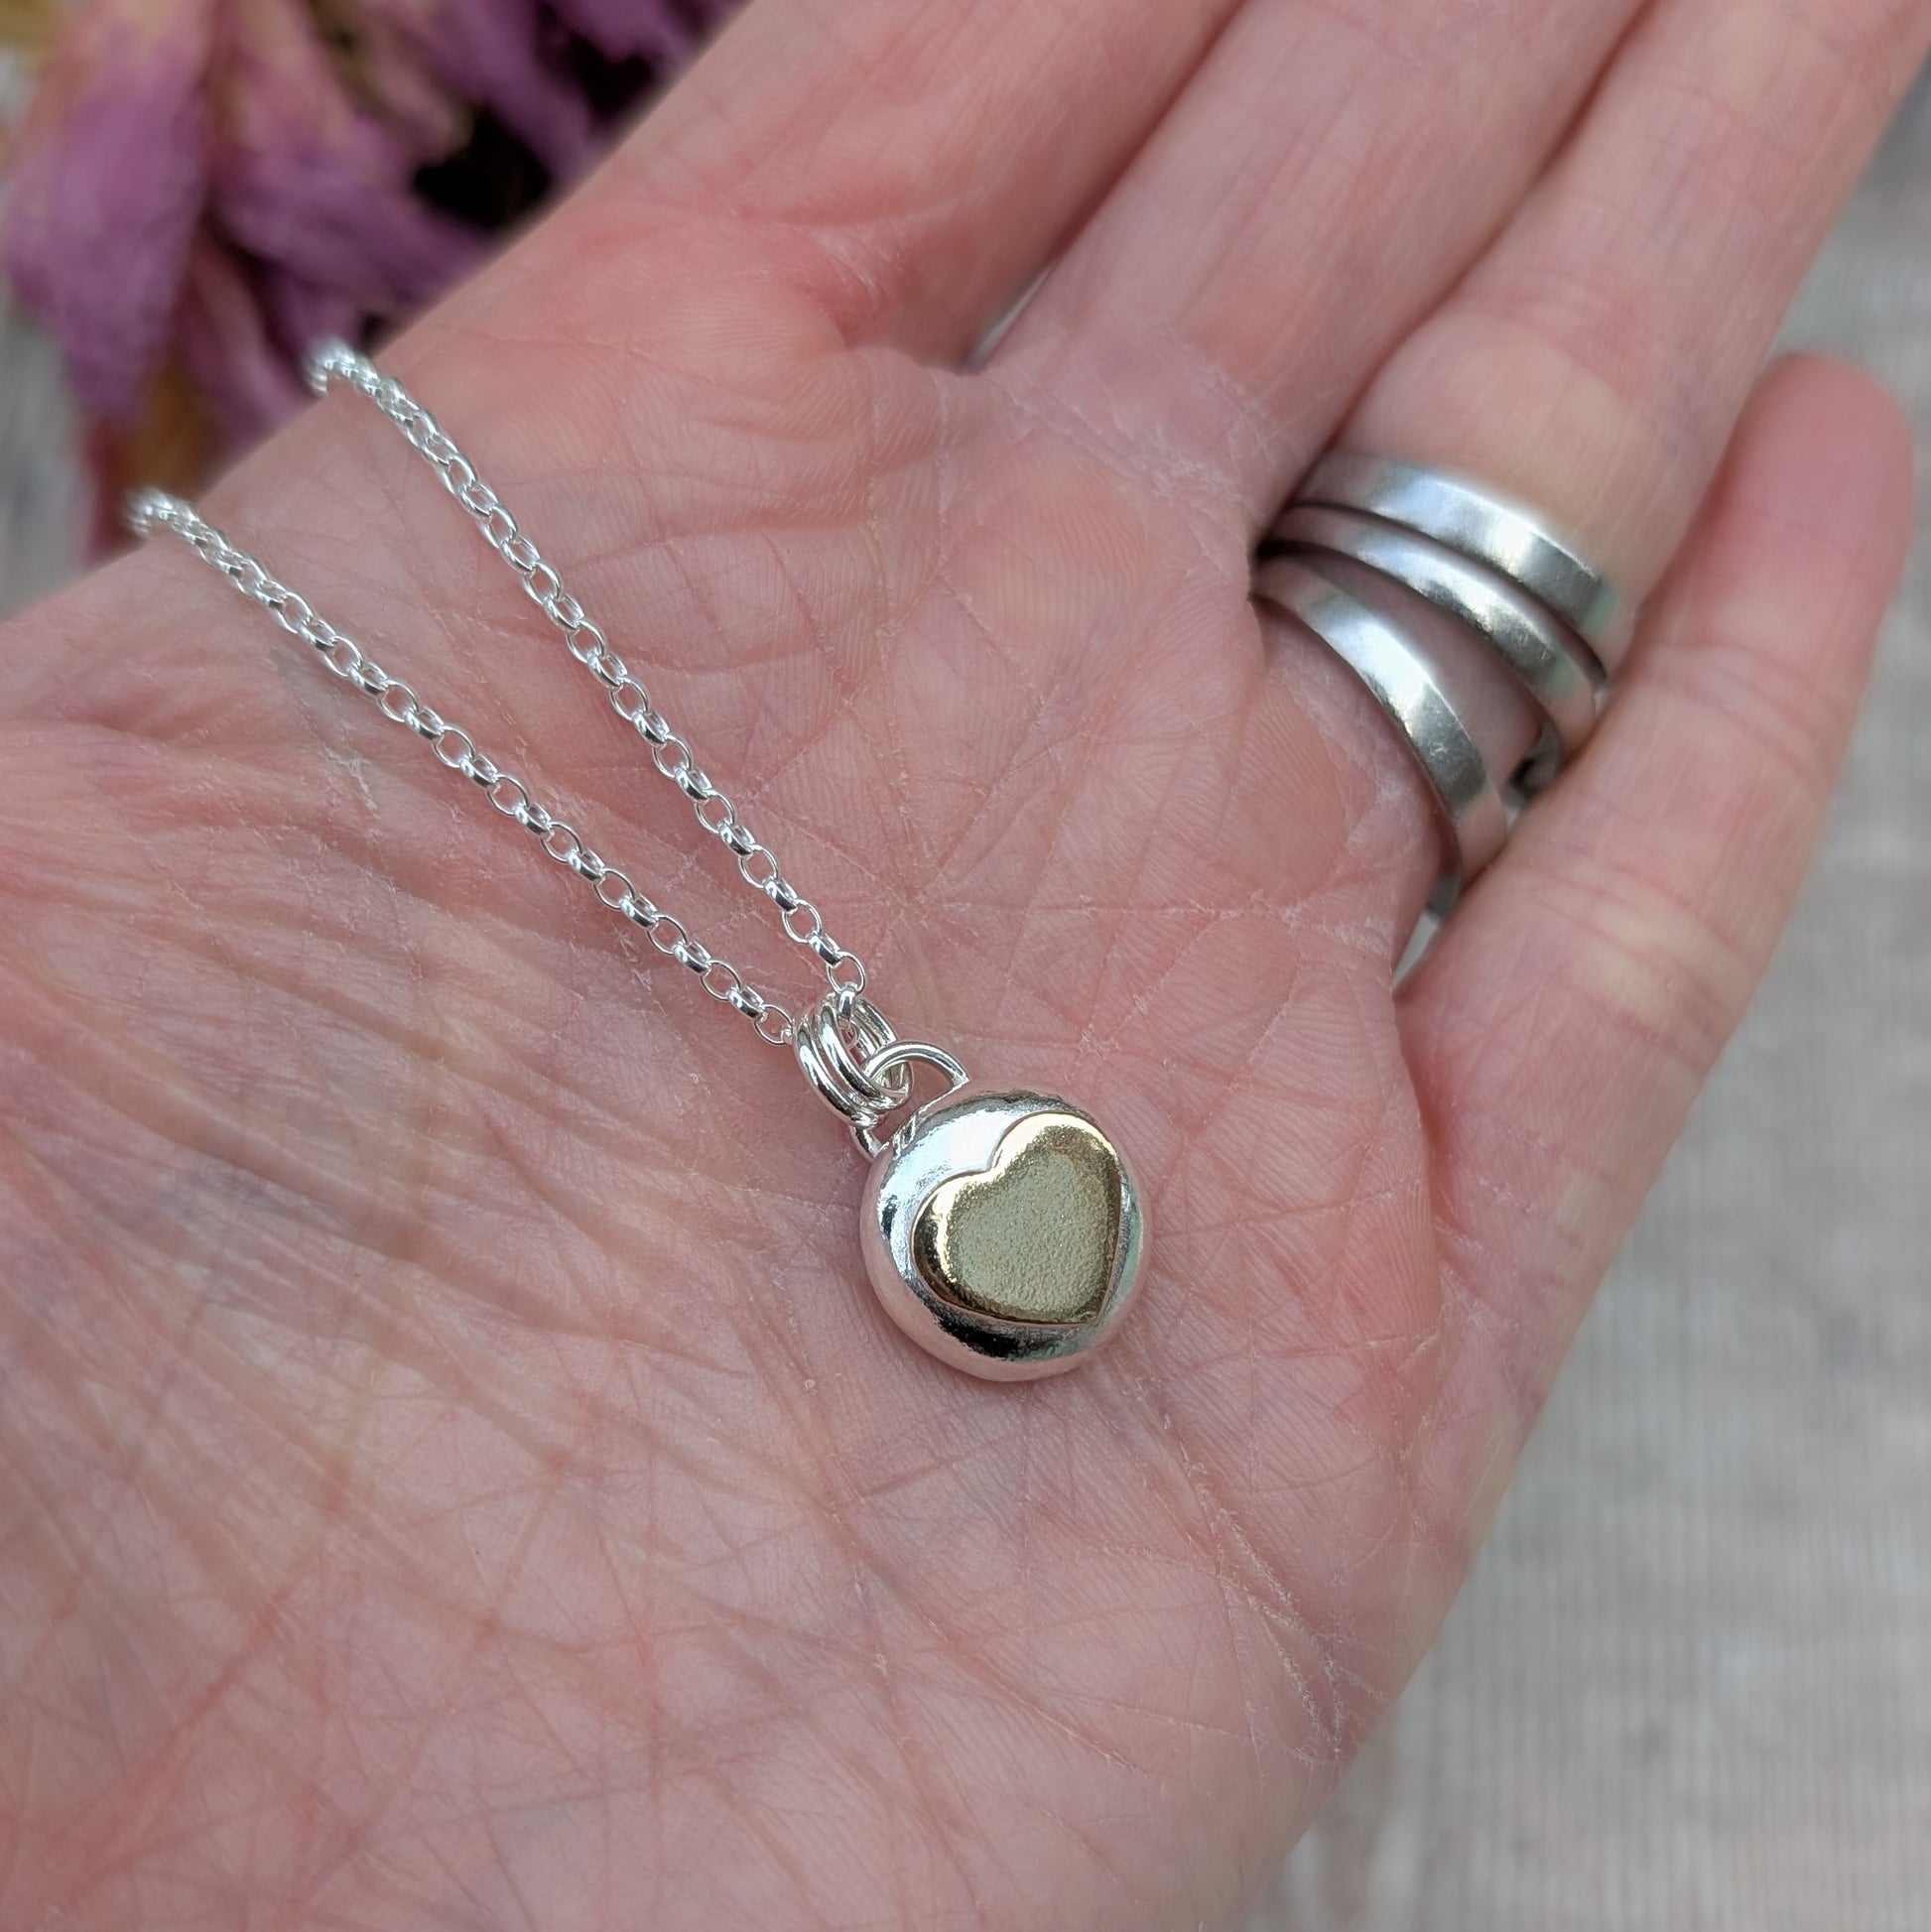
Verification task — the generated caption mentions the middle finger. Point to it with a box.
[990,0,1651,519]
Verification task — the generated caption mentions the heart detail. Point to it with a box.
[911,1112,1123,1327]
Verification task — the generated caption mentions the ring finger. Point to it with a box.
[1343,0,1931,599]
[1281,0,1926,1523]
[990,0,1652,515]
[1295,0,1926,922]
[1264,0,1928,929]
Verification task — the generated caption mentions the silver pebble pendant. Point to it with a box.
[862,1086,1147,1380]
[798,991,1147,1380]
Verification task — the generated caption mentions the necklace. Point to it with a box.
[127,343,1147,1381]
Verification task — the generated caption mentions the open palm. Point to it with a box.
[4,0,1925,1926]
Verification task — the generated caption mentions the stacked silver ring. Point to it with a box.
[1253,453,1630,913]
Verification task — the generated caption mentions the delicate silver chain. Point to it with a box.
[313,338,867,1007]
[125,489,806,1045]
[124,343,951,1142]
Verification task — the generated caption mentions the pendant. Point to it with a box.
[860,1085,1147,1380]
[796,989,1147,1381]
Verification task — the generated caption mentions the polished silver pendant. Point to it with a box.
[860,1085,1147,1381]
[797,990,1146,1380]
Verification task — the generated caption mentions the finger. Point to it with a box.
[1400,357,1914,1535]
[580,0,1242,359]
[1344,0,1931,594]
[1258,0,1931,936]
[991,0,1646,512]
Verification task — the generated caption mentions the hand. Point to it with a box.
[3,2,1922,1925]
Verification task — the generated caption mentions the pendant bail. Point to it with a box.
[794,984,910,1139]
[794,985,969,1156]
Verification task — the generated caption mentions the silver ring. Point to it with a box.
[1297,452,1634,673]
[1271,504,1603,766]
[1252,555,1508,909]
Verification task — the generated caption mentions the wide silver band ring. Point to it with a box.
[1270,503,1604,764]
[1252,555,1509,910]
[1298,452,1634,674]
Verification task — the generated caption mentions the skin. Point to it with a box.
[2,0,1926,1924]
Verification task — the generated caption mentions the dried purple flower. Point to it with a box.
[208,0,480,319]
[3,0,739,481]
[5,0,217,423]
[174,230,307,442]
[547,0,721,66]
[372,0,597,177]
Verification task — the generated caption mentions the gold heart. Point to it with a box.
[911,1113,1123,1327]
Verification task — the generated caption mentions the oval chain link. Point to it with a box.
[125,490,798,1046]
[303,339,866,1020]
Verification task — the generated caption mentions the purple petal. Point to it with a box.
[208,0,482,314]
[174,236,307,444]
[377,0,598,178]
[4,0,218,423]
[336,6,470,161]
[255,265,360,369]
[545,0,707,64]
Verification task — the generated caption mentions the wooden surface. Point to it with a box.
[0,294,81,621]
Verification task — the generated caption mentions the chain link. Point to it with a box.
[125,489,797,1046]
[303,338,867,1006]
